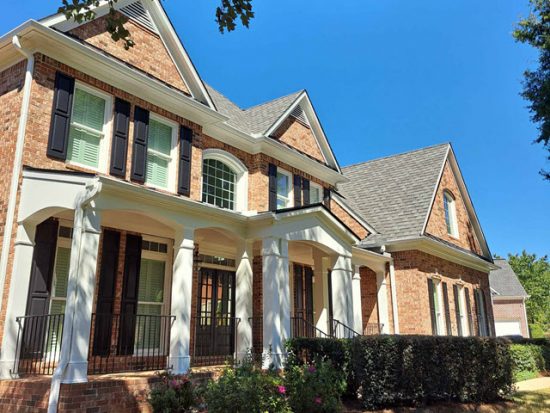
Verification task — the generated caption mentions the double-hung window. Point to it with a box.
[456,285,469,336]
[202,159,236,210]
[432,279,445,335]
[443,191,459,238]
[67,86,110,170]
[146,117,175,190]
[309,183,322,204]
[276,169,292,209]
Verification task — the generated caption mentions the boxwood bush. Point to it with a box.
[507,338,550,381]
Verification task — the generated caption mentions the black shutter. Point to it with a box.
[442,282,452,335]
[22,219,59,358]
[453,285,463,336]
[465,287,474,336]
[427,278,437,335]
[131,106,149,183]
[177,126,193,196]
[92,230,120,356]
[474,289,483,336]
[118,234,142,355]
[293,175,302,207]
[323,188,331,209]
[109,99,131,177]
[302,179,310,206]
[268,163,277,212]
[304,266,314,325]
[47,72,75,160]
[482,289,492,336]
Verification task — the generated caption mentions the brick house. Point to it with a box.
[0,1,497,411]
[490,259,530,338]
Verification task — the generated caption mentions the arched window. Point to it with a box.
[201,149,248,211]
[443,191,458,238]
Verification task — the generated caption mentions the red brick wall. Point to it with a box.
[492,298,529,338]
[359,267,378,332]
[392,250,493,336]
[425,161,483,255]
[69,13,190,95]
[252,255,263,353]
[330,200,369,239]
[272,117,325,163]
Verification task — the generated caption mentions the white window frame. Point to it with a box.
[309,182,322,204]
[443,191,459,238]
[432,278,445,335]
[145,114,178,192]
[456,284,470,336]
[276,168,293,210]
[201,149,249,212]
[67,82,112,172]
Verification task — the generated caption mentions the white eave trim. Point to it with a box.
[492,295,530,301]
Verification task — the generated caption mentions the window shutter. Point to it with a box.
[131,106,149,183]
[93,230,120,356]
[110,99,131,177]
[118,234,142,355]
[453,285,463,336]
[482,289,492,336]
[427,278,437,335]
[442,282,452,335]
[268,163,277,212]
[323,187,331,209]
[302,179,310,206]
[22,219,59,358]
[304,266,314,325]
[293,175,302,207]
[465,287,474,336]
[178,126,193,196]
[474,289,483,336]
[47,72,75,160]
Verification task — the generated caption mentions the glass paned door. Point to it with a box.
[293,264,314,337]
[195,268,236,358]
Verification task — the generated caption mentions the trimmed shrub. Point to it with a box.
[285,337,351,370]
[284,360,347,413]
[149,372,196,413]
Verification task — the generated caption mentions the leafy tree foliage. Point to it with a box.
[59,0,254,49]
[514,0,550,180]
[508,251,550,337]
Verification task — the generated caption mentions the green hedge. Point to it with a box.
[507,338,550,381]
[287,336,515,410]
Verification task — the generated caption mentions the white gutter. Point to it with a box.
[0,36,35,313]
[48,180,101,413]
[388,258,400,334]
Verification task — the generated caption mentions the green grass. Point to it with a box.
[514,370,539,382]
[510,388,550,412]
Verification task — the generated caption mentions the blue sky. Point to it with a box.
[3,0,549,258]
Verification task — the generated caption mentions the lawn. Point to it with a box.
[510,388,550,412]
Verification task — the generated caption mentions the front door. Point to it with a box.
[194,268,236,361]
[293,264,314,337]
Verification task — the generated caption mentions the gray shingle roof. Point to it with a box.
[205,84,302,135]
[340,143,450,242]
[490,259,529,297]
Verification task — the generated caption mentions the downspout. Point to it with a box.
[388,257,400,334]
[0,36,35,313]
[48,180,101,413]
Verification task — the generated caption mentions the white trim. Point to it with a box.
[202,149,249,212]
[421,144,450,235]
[443,190,459,238]
[456,284,470,336]
[276,167,293,210]
[145,113,179,192]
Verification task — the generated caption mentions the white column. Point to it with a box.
[389,261,400,334]
[352,265,363,334]
[312,251,328,334]
[169,227,194,374]
[331,254,353,334]
[0,223,36,378]
[376,270,390,334]
[63,206,102,383]
[262,237,289,369]
[235,240,253,360]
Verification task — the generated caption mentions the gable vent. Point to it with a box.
[290,105,309,126]
[120,1,158,34]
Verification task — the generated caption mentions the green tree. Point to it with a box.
[508,251,550,337]
[514,0,550,180]
[58,0,254,49]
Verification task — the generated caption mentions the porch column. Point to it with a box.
[0,223,36,379]
[63,206,102,383]
[169,227,194,374]
[376,270,390,334]
[312,251,329,334]
[352,265,363,334]
[331,254,353,332]
[235,240,253,360]
[262,237,289,369]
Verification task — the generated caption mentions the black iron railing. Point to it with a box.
[191,316,240,367]
[88,313,175,374]
[331,318,360,339]
[291,316,331,339]
[364,322,383,335]
[13,313,65,376]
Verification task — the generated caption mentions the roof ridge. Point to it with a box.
[342,142,450,170]
[244,89,304,112]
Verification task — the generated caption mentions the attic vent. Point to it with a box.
[290,105,309,126]
[120,1,158,34]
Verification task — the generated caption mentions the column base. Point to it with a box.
[61,361,89,384]
[168,355,190,375]
[0,360,18,380]
[261,350,286,370]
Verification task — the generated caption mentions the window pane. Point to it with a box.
[146,153,169,188]
[135,304,162,350]
[53,247,71,298]
[72,88,105,131]
[276,172,289,194]
[201,159,236,210]
[148,119,172,155]
[310,187,321,204]
[68,127,101,167]
[138,258,165,303]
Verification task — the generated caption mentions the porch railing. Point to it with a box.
[331,318,360,339]
[88,313,175,374]
[191,316,240,367]
[13,313,65,376]
[291,316,331,339]
[364,322,383,335]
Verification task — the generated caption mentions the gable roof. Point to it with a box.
[340,143,450,241]
[490,259,529,298]
[40,0,215,109]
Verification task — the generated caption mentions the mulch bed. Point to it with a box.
[343,399,519,412]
